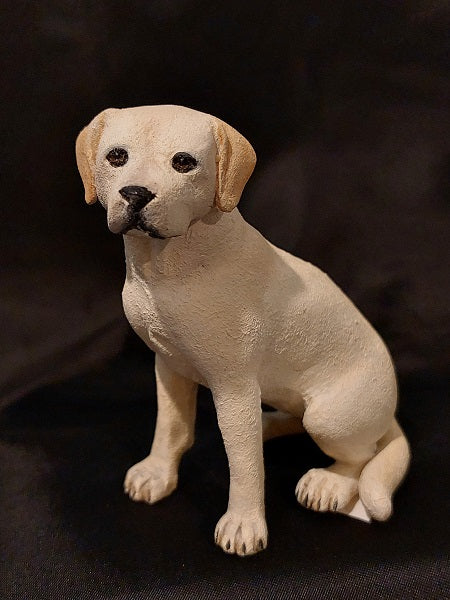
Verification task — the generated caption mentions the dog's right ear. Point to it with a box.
[75,108,116,205]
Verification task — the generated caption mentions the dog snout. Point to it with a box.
[119,186,156,211]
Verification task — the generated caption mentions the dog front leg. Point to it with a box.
[124,353,198,504]
[213,380,267,556]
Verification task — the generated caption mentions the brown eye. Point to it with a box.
[171,152,197,173]
[106,147,128,167]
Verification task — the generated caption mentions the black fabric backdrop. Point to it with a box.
[1,1,449,598]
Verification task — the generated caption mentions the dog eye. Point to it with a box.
[106,147,128,167]
[171,152,197,173]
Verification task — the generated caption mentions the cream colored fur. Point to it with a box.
[76,105,410,556]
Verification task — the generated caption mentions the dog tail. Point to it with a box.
[358,418,410,521]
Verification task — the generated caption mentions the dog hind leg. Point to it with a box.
[295,376,395,513]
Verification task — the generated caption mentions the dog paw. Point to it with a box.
[214,510,268,556]
[124,456,177,505]
[295,467,358,512]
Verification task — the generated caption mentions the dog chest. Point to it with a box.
[122,279,174,355]
[121,277,206,384]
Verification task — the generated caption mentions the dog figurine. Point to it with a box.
[76,105,410,556]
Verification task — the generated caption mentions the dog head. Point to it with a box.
[76,105,256,238]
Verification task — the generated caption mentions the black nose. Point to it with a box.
[119,186,156,211]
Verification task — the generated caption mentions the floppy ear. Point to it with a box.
[211,116,256,212]
[75,108,115,205]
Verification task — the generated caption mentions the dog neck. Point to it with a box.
[123,208,247,281]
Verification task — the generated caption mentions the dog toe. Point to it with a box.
[215,510,267,556]
[124,456,177,504]
[296,467,358,513]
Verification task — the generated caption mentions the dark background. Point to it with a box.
[1,1,449,599]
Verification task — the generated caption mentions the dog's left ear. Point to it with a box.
[211,117,256,212]
[75,108,116,205]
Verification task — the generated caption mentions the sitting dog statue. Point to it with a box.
[76,105,410,556]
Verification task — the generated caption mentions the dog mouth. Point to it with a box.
[119,217,166,239]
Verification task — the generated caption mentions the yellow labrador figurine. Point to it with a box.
[76,105,410,556]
